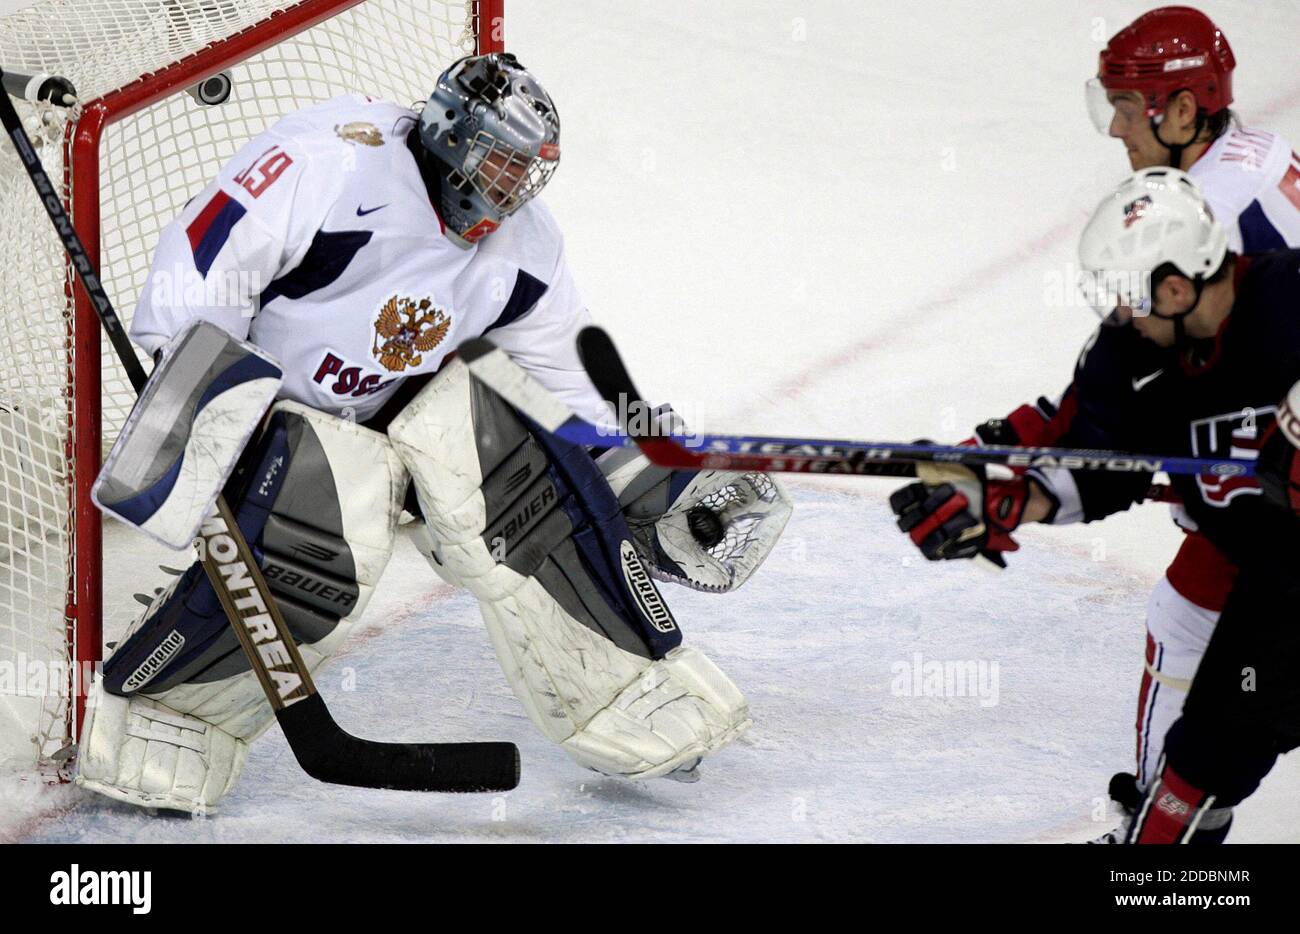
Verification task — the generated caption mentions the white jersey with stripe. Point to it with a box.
[1187,124,1300,254]
[131,94,604,425]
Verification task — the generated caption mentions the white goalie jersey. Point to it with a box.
[131,94,605,425]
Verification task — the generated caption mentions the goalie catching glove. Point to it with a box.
[598,407,792,593]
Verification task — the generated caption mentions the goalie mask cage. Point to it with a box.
[0,0,503,774]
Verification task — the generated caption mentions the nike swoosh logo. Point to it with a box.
[356,204,389,216]
[1132,369,1165,392]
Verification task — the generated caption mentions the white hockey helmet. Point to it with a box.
[1077,167,1228,321]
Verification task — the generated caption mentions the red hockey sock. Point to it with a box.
[1128,759,1216,844]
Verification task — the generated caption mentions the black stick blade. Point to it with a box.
[277,696,520,793]
[577,326,644,421]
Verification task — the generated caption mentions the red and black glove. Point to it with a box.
[889,462,1042,567]
[1259,384,1300,515]
[966,396,1061,447]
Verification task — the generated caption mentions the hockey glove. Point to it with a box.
[630,469,792,592]
[967,396,1060,447]
[600,407,792,593]
[1259,382,1300,515]
[889,461,1041,567]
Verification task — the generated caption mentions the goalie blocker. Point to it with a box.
[92,320,283,549]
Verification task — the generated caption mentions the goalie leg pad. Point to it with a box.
[392,354,749,777]
[102,401,406,716]
[76,675,245,814]
[81,402,406,811]
[558,644,750,778]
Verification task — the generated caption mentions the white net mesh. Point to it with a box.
[0,0,481,771]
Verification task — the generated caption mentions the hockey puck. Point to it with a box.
[686,506,725,547]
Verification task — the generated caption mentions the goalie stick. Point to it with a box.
[0,69,518,793]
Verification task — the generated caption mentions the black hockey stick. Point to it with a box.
[573,327,1253,481]
[0,69,518,793]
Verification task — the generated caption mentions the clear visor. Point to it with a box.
[1084,78,1113,134]
[466,131,558,217]
[1085,77,1161,136]
[1077,267,1152,325]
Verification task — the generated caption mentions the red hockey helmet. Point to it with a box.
[1086,6,1235,133]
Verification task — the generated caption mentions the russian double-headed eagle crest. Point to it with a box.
[336,122,384,146]
[372,296,452,372]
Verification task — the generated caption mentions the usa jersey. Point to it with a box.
[132,95,604,425]
[1044,251,1300,569]
[1188,125,1300,254]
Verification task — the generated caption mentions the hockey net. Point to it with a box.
[0,0,502,773]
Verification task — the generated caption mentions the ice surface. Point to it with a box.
[3,0,1298,842]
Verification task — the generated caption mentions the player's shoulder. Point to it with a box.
[473,196,565,282]
[1191,125,1292,207]
[1238,249,1300,311]
[1223,250,1300,371]
[263,94,417,156]
[210,94,418,221]
[1063,322,1157,445]
[1072,318,1168,398]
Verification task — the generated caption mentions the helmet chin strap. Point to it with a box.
[1150,111,1205,169]
[1172,312,1188,351]
[1150,276,1207,356]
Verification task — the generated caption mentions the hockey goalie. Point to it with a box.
[77,52,792,812]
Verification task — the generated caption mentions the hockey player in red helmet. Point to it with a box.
[1085,5,1236,171]
[889,6,1300,843]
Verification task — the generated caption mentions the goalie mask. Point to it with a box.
[418,52,561,248]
